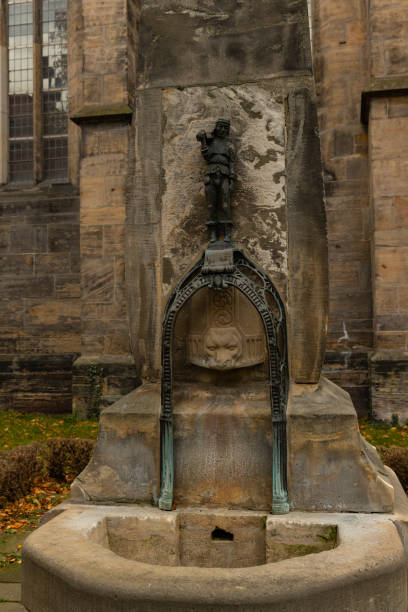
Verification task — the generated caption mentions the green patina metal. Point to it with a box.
[159,244,289,514]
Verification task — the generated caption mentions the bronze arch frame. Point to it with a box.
[159,248,289,514]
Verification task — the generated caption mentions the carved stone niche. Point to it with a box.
[172,285,272,509]
[182,287,267,371]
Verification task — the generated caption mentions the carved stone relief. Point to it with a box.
[186,287,266,370]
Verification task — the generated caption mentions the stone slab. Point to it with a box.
[0,568,21,585]
[0,583,21,602]
[173,382,273,510]
[178,511,266,568]
[126,88,163,380]
[136,0,311,89]
[286,88,328,383]
[0,604,26,611]
[266,518,336,562]
[107,512,178,566]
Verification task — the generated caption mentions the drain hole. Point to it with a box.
[211,527,234,541]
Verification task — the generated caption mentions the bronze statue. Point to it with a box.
[196,118,236,243]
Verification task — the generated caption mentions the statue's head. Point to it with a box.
[214,118,230,138]
[203,327,242,370]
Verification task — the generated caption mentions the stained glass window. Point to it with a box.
[7,0,67,183]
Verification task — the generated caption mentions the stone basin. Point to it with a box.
[22,504,408,611]
[105,508,337,568]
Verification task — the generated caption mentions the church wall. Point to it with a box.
[0,185,80,413]
[69,0,141,418]
[311,0,372,416]
[367,0,408,421]
[312,0,408,420]
[1,0,408,418]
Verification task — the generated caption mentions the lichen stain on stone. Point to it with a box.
[226,42,247,65]
[240,144,279,167]
[273,170,285,184]
[162,257,175,288]
[160,83,287,293]
[235,93,263,120]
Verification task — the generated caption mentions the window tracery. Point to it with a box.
[6,0,67,183]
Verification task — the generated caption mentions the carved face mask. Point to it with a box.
[203,327,242,370]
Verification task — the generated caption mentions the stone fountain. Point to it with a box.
[21,1,408,610]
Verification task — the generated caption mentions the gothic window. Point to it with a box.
[7,0,67,183]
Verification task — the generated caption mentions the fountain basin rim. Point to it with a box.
[22,503,408,610]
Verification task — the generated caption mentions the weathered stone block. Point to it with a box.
[371,117,408,160]
[178,512,266,568]
[9,225,47,253]
[72,354,140,419]
[172,382,273,510]
[48,224,79,253]
[71,383,159,502]
[0,355,76,414]
[375,247,408,285]
[137,0,310,90]
[388,96,408,118]
[25,300,80,332]
[371,351,408,422]
[266,519,336,562]
[287,377,395,512]
[55,274,81,298]
[81,256,114,303]
[285,88,328,384]
[0,254,33,275]
[107,512,179,566]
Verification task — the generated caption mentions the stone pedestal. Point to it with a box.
[173,382,272,510]
[287,377,394,512]
[71,383,160,503]
[72,377,398,515]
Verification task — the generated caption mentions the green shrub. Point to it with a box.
[378,445,408,491]
[0,444,40,507]
[0,438,95,506]
[44,438,95,482]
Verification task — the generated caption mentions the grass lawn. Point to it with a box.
[359,419,408,448]
[0,410,407,573]
[0,410,98,451]
[0,410,99,572]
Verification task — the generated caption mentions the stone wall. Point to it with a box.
[310,0,408,420]
[367,0,408,421]
[126,0,327,386]
[1,0,408,418]
[311,0,372,416]
[69,0,140,417]
[0,185,80,413]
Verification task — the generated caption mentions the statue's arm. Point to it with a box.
[196,130,211,161]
